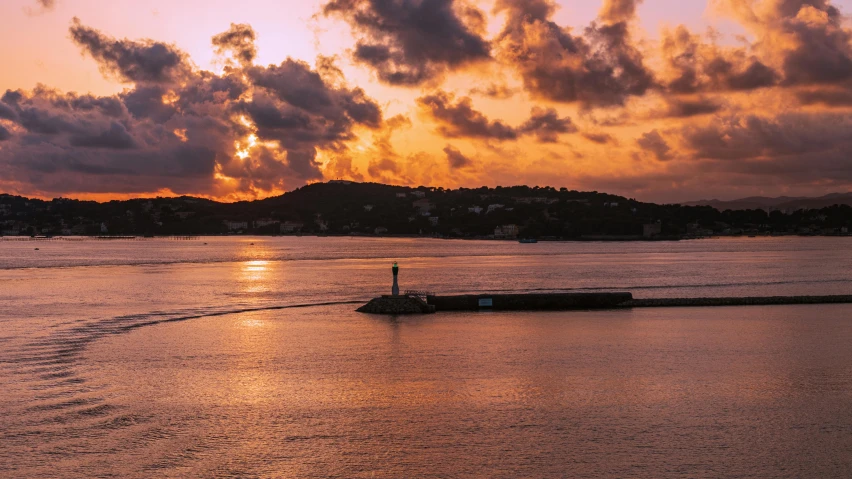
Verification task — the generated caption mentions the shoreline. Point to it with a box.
[3,233,851,242]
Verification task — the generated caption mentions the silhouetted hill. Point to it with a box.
[685,193,852,212]
[3,181,852,238]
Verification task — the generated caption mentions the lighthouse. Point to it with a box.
[392,262,400,296]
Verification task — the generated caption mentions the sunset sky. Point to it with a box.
[2,0,852,202]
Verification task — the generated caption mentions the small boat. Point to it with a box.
[519,238,538,244]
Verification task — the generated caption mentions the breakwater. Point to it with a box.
[357,295,436,314]
[426,292,633,312]
[357,292,852,314]
[627,295,852,308]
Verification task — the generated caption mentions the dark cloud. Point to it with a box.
[583,132,615,144]
[68,122,136,149]
[710,57,778,91]
[119,85,177,123]
[0,85,225,194]
[718,0,852,104]
[69,18,187,84]
[794,86,852,105]
[212,23,257,65]
[772,1,852,86]
[0,125,11,141]
[0,22,385,197]
[33,0,55,10]
[418,92,577,144]
[661,97,723,118]
[681,112,852,162]
[247,60,381,127]
[469,83,516,99]
[637,130,672,161]
[518,107,577,143]
[417,91,517,140]
[323,0,491,86]
[0,101,17,121]
[494,0,654,107]
[675,112,852,189]
[443,145,473,168]
[662,26,778,94]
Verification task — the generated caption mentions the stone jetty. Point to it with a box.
[356,292,852,315]
[357,295,436,314]
[356,261,852,315]
[357,292,631,314]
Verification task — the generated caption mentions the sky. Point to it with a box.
[1,0,852,203]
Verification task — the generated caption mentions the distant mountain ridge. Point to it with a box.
[683,193,852,212]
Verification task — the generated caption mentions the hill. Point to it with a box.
[3,181,852,239]
[684,193,852,212]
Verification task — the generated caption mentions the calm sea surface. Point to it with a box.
[1,237,851,477]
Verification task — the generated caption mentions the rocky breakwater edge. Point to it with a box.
[357,295,437,314]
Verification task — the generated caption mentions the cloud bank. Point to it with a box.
[4,0,852,201]
[0,21,382,199]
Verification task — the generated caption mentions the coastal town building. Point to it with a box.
[686,223,713,237]
[280,221,304,233]
[413,199,434,215]
[514,197,558,205]
[494,224,519,239]
[254,218,279,228]
[224,220,248,232]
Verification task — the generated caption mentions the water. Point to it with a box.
[1,237,851,477]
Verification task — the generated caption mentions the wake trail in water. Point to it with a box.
[122,300,368,330]
[0,298,369,445]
